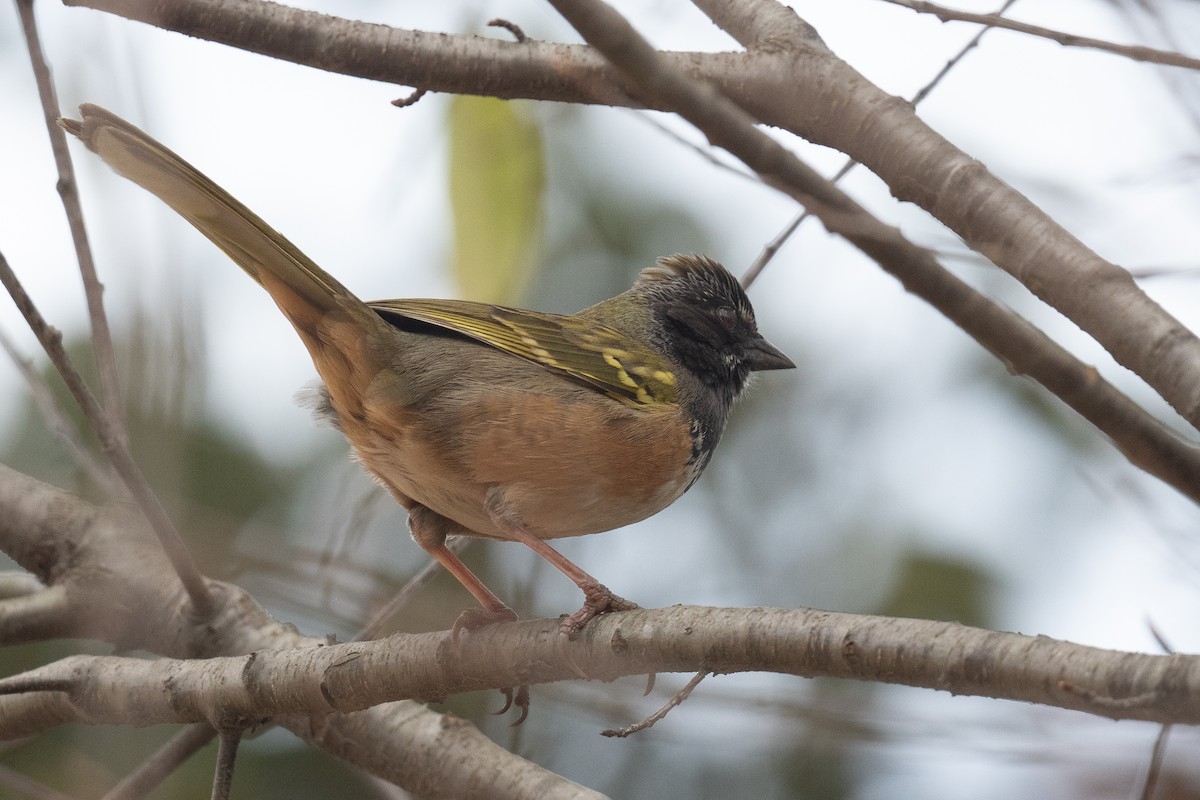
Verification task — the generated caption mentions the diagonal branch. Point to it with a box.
[537,0,1200,506]
[63,0,629,104]
[17,0,126,430]
[0,251,215,618]
[210,729,241,800]
[0,764,82,800]
[878,0,1200,71]
[58,0,1200,468]
[0,584,72,643]
[738,0,1021,285]
[0,327,114,491]
[101,724,217,800]
[0,464,600,800]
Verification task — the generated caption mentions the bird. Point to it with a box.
[60,103,795,643]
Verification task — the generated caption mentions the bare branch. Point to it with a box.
[57,0,1200,497]
[0,464,194,649]
[908,0,1020,106]
[101,724,217,800]
[741,161,851,289]
[743,0,1018,282]
[276,705,607,800]
[354,538,470,642]
[62,0,628,104]
[0,252,215,617]
[0,584,72,643]
[690,0,819,49]
[0,464,602,800]
[601,670,709,737]
[487,18,528,44]
[0,327,114,491]
[541,1,1200,507]
[1139,724,1172,800]
[389,87,427,108]
[0,689,77,739]
[16,0,125,429]
[2,607,1197,730]
[210,729,241,800]
[878,0,1200,71]
[0,764,82,800]
[98,541,477,797]
[58,0,1200,437]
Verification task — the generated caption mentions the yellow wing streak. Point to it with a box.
[369,298,678,408]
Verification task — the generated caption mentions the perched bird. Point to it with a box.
[61,104,794,641]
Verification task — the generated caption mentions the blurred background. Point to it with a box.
[3,0,1200,797]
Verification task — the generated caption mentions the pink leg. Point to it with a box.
[408,504,529,722]
[485,489,638,638]
[407,505,518,637]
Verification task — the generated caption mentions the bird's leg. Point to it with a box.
[408,504,528,722]
[484,488,638,639]
[407,505,518,638]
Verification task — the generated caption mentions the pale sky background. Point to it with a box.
[3,1,1200,797]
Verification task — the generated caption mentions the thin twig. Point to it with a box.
[601,670,709,737]
[102,724,217,800]
[0,764,82,800]
[354,538,471,642]
[909,0,1020,106]
[0,250,215,616]
[633,111,755,181]
[1146,618,1174,656]
[0,327,114,491]
[16,0,126,432]
[741,161,851,289]
[1137,616,1175,800]
[1139,724,1171,800]
[391,88,427,108]
[99,541,461,796]
[743,0,1019,288]
[210,728,241,800]
[487,18,527,43]
[879,0,1200,72]
[547,0,1200,507]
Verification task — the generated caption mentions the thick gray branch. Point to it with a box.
[0,465,595,800]
[1,607,1195,729]
[60,0,1200,431]
[535,0,1200,506]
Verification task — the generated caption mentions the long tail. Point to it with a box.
[59,104,367,339]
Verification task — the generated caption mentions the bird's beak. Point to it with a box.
[745,336,796,371]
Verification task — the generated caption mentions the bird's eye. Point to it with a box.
[716,306,737,331]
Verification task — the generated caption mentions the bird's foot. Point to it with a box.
[493,684,531,726]
[559,582,639,639]
[449,605,528,723]
[450,604,520,643]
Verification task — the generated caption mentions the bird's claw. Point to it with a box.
[450,605,519,644]
[559,583,638,639]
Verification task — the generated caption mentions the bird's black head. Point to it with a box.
[634,254,794,406]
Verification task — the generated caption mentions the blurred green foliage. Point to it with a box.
[879,551,993,628]
[448,95,545,305]
[0,336,295,575]
[0,724,375,799]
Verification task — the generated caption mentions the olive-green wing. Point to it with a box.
[369,298,678,408]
